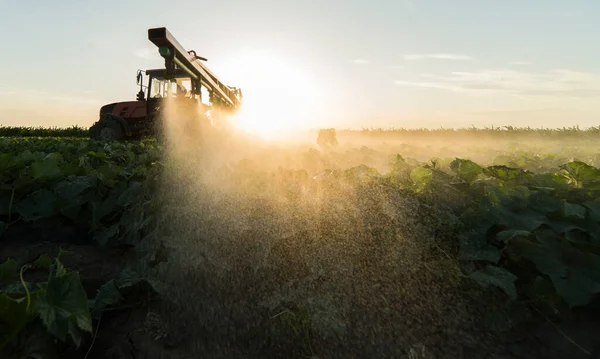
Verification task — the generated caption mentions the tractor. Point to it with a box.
[89,27,242,141]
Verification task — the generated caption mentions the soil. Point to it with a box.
[1,231,599,359]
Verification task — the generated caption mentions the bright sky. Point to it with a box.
[1,0,599,130]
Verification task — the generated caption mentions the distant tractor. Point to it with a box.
[89,27,242,141]
[317,128,339,149]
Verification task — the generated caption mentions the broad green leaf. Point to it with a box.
[410,167,433,190]
[18,150,36,164]
[509,232,600,307]
[469,265,518,299]
[95,164,121,188]
[15,189,58,221]
[562,201,587,220]
[459,230,501,263]
[35,271,92,347]
[528,191,561,215]
[343,165,380,183]
[450,158,482,183]
[0,294,31,349]
[484,165,532,184]
[91,279,123,319]
[29,158,62,182]
[490,206,549,232]
[33,254,53,269]
[0,153,24,174]
[93,224,120,247]
[44,152,64,163]
[53,175,97,204]
[530,173,569,189]
[551,219,600,245]
[117,181,143,207]
[91,192,120,223]
[527,276,567,317]
[560,161,600,183]
[0,258,17,284]
[582,200,600,222]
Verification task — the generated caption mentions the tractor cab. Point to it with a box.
[89,26,242,141]
[137,69,203,100]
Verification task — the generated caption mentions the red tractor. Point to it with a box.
[89,27,242,141]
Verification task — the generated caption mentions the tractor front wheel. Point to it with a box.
[90,118,125,141]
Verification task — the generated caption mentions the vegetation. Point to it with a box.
[2,124,600,139]
[0,125,88,138]
[0,129,599,358]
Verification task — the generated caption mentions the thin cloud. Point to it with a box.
[510,61,532,66]
[395,80,461,91]
[352,59,371,65]
[403,53,473,61]
[395,69,600,98]
[385,64,404,69]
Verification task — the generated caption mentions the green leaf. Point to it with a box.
[0,153,24,174]
[35,270,92,347]
[15,189,58,221]
[117,181,143,207]
[0,258,17,284]
[562,201,587,220]
[18,150,36,164]
[33,254,53,269]
[53,175,97,204]
[528,276,565,317]
[450,158,482,183]
[91,192,120,223]
[469,265,518,299]
[491,206,549,232]
[509,232,600,307]
[582,200,600,222]
[0,294,32,349]
[91,279,123,319]
[29,157,62,182]
[93,224,120,247]
[484,165,532,184]
[459,229,502,263]
[560,161,600,183]
[410,167,433,190]
[528,191,561,215]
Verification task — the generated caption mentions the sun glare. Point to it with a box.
[221,50,323,138]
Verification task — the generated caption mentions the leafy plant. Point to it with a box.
[0,253,91,349]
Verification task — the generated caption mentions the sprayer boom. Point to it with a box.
[148,27,242,109]
[89,26,242,142]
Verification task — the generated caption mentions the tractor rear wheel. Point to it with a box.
[90,118,125,141]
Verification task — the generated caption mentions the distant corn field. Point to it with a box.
[0,125,88,137]
[2,124,600,139]
[336,125,600,139]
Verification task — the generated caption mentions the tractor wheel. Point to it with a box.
[90,118,125,141]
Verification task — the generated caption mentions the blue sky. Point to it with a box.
[1,0,599,129]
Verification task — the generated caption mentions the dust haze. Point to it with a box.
[145,99,599,358]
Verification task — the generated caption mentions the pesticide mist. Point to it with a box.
[138,98,542,359]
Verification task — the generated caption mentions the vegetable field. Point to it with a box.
[1,129,599,359]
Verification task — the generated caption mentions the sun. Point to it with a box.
[220,50,323,138]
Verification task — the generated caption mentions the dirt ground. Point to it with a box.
[2,229,599,359]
